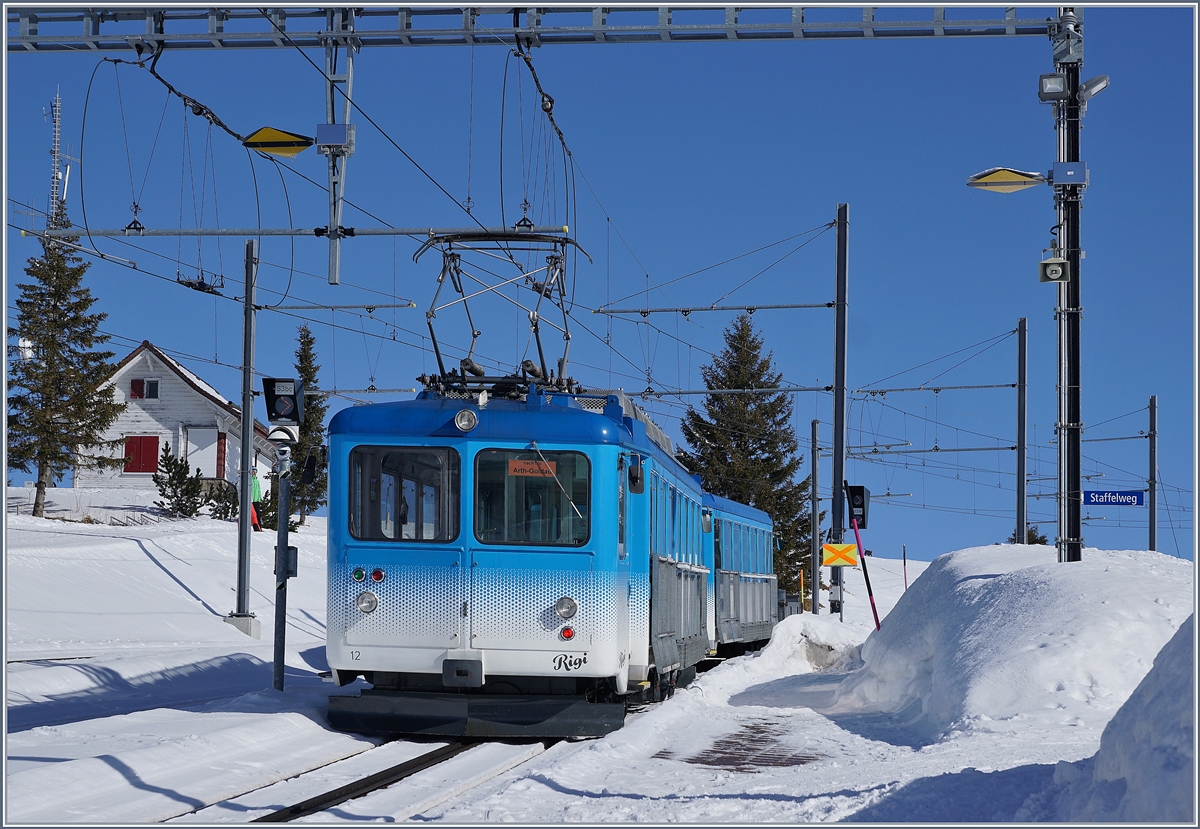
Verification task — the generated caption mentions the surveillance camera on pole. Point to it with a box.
[267,425,300,446]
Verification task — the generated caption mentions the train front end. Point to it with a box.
[325,391,630,738]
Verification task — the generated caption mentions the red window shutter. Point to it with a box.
[124,436,159,473]
[140,436,159,473]
[130,379,144,399]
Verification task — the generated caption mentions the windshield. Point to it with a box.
[474,448,590,546]
[349,446,460,542]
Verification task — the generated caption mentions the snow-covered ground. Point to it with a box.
[4,487,1194,823]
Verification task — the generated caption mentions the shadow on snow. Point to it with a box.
[844,763,1056,822]
[728,671,937,749]
[7,652,328,732]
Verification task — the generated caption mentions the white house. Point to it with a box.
[76,340,275,489]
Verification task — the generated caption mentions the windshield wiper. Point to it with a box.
[530,441,583,519]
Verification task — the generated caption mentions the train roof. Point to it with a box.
[703,492,773,525]
[328,389,675,457]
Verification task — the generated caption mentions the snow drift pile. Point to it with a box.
[1018,614,1194,822]
[826,545,1193,745]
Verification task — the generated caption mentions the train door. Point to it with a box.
[342,445,464,651]
[612,451,638,693]
[468,447,595,664]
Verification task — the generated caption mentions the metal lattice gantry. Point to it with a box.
[7,7,1053,53]
[7,5,1060,291]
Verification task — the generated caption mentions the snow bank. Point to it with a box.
[1018,614,1194,822]
[828,545,1193,744]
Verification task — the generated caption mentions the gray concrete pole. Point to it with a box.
[225,239,259,638]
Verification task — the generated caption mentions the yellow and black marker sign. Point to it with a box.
[242,127,314,158]
[822,543,859,567]
[965,167,1046,194]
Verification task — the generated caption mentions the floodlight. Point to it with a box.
[1038,74,1069,102]
[1079,75,1110,103]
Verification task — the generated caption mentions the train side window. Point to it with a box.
[713,517,722,569]
[682,497,689,563]
[348,446,460,542]
[687,499,694,563]
[662,482,672,554]
[690,500,698,564]
[649,475,657,556]
[669,486,677,560]
[684,499,690,563]
[617,463,627,558]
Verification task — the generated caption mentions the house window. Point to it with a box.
[124,435,159,473]
[129,379,159,400]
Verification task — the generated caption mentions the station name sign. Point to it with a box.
[1083,491,1145,507]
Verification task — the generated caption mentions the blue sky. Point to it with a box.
[5,6,1194,561]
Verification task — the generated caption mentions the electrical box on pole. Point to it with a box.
[274,545,299,579]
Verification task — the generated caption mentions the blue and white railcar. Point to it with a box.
[706,494,778,653]
[325,388,775,738]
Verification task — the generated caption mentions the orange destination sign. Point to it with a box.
[822,543,859,567]
[508,459,556,477]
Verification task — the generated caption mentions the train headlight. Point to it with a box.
[555,596,578,619]
[560,626,576,641]
[352,567,366,582]
[454,409,478,432]
[355,591,378,613]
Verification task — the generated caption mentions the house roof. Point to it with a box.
[108,341,270,440]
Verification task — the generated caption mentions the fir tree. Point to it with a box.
[206,481,239,522]
[1008,524,1050,545]
[288,323,329,527]
[678,314,816,596]
[8,217,125,517]
[152,442,206,518]
[257,473,299,532]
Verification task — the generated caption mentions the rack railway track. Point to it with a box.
[174,737,558,823]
